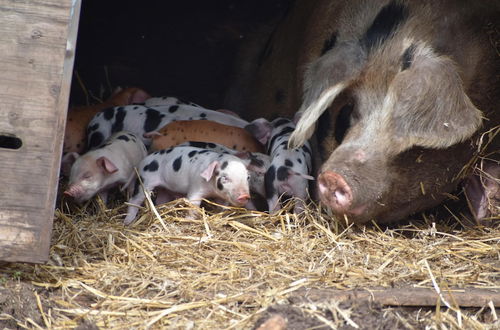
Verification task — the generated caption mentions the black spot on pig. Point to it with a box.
[168,105,179,113]
[265,165,276,197]
[297,158,302,164]
[87,123,99,132]
[302,144,312,157]
[103,107,115,120]
[111,107,126,133]
[249,154,265,168]
[275,89,285,104]
[221,161,228,170]
[362,1,408,52]
[117,134,130,142]
[188,150,197,158]
[273,118,290,128]
[199,150,210,154]
[217,177,224,190]
[188,141,208,148]
[277,166,290,181]
[321,32,337,55]
[173,156,182,172]
[200,113,207,118]
[144,108,163,132]
[269,127,294,149]
[88,132,104,149]
[144,160,159,172]
[401,43,416,71]
[208,143,216,148]
[285,159,293,167]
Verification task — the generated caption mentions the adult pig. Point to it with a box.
[64,87,150,154]
[227,0,500,224]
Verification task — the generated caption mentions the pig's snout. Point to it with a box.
[318,171,353,213]
[236,193,251,205]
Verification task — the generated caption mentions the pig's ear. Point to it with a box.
[245,118,272,145]
[390,45,483,150]
[464,160,500,225]
[143,131,162,139]
[61,152,79,176]
[289,169,315,180]
[96,157,118,174]
[200,161,218,181]
[290,41,365,148]
[129,88,151,104]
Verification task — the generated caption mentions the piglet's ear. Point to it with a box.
[61,152,79,177]
[200,161,218,181]
[96,157,118,174]
[245,118,273,145]
[128,88,151,104]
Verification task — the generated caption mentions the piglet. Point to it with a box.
[86,104,250,150]
[143,95,201,107]
[124,146,252,225]
[176,141,270,203]
[146,120,265,153]
[246,117,314,213]
[64,87,151,154]
[62,132,147,204]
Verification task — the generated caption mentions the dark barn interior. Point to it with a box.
[69,0,292,109]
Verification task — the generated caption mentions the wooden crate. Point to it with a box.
[0,0,81,263]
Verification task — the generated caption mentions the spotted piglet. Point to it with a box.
[177,141,271,207]
[124,146,252,225]
[246,118,314,213]
[86,104,249,150]
[62,132,147,204]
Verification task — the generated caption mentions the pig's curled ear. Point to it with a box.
[96,157,118,174]
[391,50,483,150]
[200,161,218,181]
[61,152,79,176]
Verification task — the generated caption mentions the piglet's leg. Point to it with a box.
[124,179,154,225]
[267,195,280,214]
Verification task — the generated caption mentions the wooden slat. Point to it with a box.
[0,0,81,263]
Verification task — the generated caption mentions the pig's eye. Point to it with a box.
[82,172,92,179]
[220,175,229,184]
[335,103,354,144]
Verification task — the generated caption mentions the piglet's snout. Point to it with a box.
[318,171,353,213]
[236,193,251,205]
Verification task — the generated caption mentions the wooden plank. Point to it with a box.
[0,0,81,263]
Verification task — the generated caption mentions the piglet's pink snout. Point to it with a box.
[236,193,251,205]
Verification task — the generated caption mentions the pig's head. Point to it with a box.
[201,157,251,206]
[63,153,119,204]
[289,36,483,224]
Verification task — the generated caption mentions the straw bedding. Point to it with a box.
[0,195,498,329]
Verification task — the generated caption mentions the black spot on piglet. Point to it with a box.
[173,156,182,172]
[144,160,159,172]
[117,134,130,142]
[264,165,276,197]
[88,132,104,149]
[277,166,290,181]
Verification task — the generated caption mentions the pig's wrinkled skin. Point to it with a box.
[86,104,250,150]
[62,132,147,204]
[146,120,265,153]
[124,146,252,225]
[226,0,500,224]
[64,87,150,154]
[246,118,313,213]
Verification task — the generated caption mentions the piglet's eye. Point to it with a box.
[83,172,92,179]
